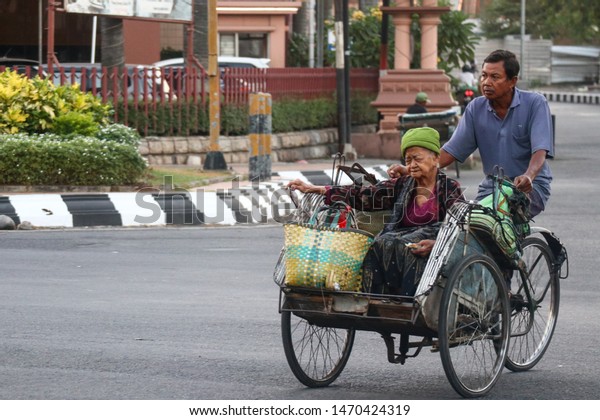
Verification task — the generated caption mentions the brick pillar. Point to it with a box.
[392,14,413,70]
[248,93,272,181]
[390,0,412,70]
[420,13,442,69]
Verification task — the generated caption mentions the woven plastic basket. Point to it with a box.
[284,223,374,291]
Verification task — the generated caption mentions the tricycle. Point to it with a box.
[274,169,568,398]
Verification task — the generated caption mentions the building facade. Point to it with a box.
[0,0,302,67]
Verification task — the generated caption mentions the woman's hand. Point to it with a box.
[387,163,407,179]
[287,179,326,195]
[408,239,435,257]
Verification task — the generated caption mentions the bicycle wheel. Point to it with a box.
[506,237,559,372]
[438,253,510,398]
[281,310,355,387]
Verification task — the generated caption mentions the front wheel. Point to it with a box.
[281,309,355,387]
[438,253,510,398]
[506,237,559,371]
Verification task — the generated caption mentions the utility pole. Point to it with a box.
[316,0,324,67]
[379,0,390,71]
[204,0,227,170]
[520,0,526,83]
[334,0,348,155]
[38,0,43,65]
[46,0,58,73]
[308,0,315,68]
[343,0,351,151]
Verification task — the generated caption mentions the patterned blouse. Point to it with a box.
[325,171,464,233]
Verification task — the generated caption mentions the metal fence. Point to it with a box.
[1,65,379,136]
[222,67,380,104]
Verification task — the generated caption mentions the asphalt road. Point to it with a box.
[0,101,599,401]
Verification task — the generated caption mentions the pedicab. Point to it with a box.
[274,165,568,398]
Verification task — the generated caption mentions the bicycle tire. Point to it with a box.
[438,253,510,398]
[281,310,355,387]
[506,237,559,371]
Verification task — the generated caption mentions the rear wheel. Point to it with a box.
[438,253,510,398]
[506,237,559,371]
[281,309,354,387]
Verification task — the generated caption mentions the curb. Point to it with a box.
[0,165,391,229]
[541,90,600,105]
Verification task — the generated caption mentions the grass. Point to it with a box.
[144,166,235,189]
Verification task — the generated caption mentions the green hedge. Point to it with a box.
[0,134,146,186]
[114,94,379,136]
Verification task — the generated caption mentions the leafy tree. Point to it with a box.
[346,7,394,69]
[287,33,310,67]
[481,0,600,45]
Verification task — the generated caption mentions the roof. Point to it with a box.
[551,46,600,59]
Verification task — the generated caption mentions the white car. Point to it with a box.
[152,56,270,69]
[153,56,270,96]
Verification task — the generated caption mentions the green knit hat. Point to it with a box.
[401,127,441,157]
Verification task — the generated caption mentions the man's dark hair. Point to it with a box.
[483,49,520,79]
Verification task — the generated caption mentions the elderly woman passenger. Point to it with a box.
[288,127,464,296]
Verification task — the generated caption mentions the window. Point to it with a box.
[219,32,268,58]
[219,33,236,56]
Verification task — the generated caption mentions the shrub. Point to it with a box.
[95,123,141,146]
[114,100,208,136]
[0,69,112,135]
[0,134,147,186]
[52,111,99,137]
[221,103,250,135]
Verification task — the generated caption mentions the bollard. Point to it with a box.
[248,93,272,181]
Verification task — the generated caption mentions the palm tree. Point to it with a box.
[99,16,125,95]
[99,16,125,69]
[192,0,208,69]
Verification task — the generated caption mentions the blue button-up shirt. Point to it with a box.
[443,88,553,206]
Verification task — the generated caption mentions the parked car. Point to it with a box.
[151,56,270,69]
[44,63,172,100]
[152,56,270,97]
[0,57,46,78]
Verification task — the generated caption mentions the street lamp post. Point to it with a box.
[520,0,526,83]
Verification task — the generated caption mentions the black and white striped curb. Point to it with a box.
[541,90,600,105]
[0,165,391,228]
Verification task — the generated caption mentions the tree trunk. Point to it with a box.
[292,0,311,38]
[192,0,208,69]
[99,16,125,69]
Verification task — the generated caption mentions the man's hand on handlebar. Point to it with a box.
[513,174,533,193]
